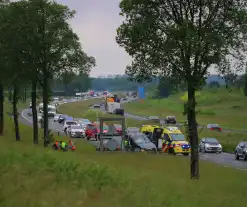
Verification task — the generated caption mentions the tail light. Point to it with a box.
[210,128,213,130]
[219,128,222,131]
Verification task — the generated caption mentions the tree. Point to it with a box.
[0,0,10,136]
[244,67,247,96]
[24,0,95,146]
[116,0,247,179]
[61,71,75,96]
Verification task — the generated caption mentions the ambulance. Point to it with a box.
[140,125,190,155]
[162,126,190,156]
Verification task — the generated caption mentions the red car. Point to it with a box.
[85,124,97,140]
[207,124,222,132]
[94,124,109,134]
[113,124,122,135]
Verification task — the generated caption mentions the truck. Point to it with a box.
[38,103,57,117]
[104,95,124,115]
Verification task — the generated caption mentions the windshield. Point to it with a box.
[210,124,220,127]
[87,125,96,130]
[71,125,82,129]
[66,122,77,125]
[205,138,218,143]
[170,133,186,141]
[82,119,90,123]
[132,134,150,144]
[96,125,108,130]
[114,124,122,129]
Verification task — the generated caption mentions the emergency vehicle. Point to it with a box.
[162,126,190,155]
[141,125,190,155]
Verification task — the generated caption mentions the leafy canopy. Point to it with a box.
[116,0,247,86]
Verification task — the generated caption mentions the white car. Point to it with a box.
[67,125,84,138]
[77,119,92,129]
[63,120,79,133]
[199,137,222,153]
[37,113,43,122]
[53,114,62,122]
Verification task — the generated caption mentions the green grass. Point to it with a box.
[1,100,247,206]
[58,98,246,153]
[123,88,247,130]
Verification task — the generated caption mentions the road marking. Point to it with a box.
[223,165,247,172]
[21,109,32,123]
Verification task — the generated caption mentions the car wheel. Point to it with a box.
[244,155,247,161]
[168,148,176,155]
[235,152,240,160]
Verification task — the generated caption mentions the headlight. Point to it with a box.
[218,144,222,148]
[205,144,209,148]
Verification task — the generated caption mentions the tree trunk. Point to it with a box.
[23,88,27,102]
[187,81,199,179]
[244,69,247,96]
[8,87,12,102]
[13,85,20,141]
[43,76,49,147]
[31,80,39,144]
[0,83,4,136]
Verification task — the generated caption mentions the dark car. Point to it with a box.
[235,142,247,161]
[125,132,157,152]
[165,116,176,124]
[92,104,100,108]
[207,124,222,132]
[58,115,68,124]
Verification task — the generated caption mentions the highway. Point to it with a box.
[19,99,247,172]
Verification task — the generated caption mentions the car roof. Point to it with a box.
[208,124,220,126]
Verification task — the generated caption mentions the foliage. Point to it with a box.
[0,0,95,143]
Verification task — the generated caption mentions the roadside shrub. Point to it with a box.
[0,150,126,190]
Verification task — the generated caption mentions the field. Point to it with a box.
[58,98,246,152]
[123,88,247,130]
[1,101,247,206]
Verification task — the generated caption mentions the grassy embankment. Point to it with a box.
[58,96,246,152]
[0,100,247,206]
[123,88,247,130]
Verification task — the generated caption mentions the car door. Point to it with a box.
[238,143,244,157]
[163,133,171,151]
[67,126,71,134]
[200,138,205,151]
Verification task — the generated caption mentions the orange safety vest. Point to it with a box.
[107,97,114,102]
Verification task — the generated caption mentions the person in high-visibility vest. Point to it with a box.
[60,141,66,151]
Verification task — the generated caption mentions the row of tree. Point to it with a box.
[0,0,95,146]
[116,0,247,179]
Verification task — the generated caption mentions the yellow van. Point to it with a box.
[162,126,190,156]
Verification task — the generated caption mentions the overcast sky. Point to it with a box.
[56,0,131,77]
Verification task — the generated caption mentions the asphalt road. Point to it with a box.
[20,104,247,172]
